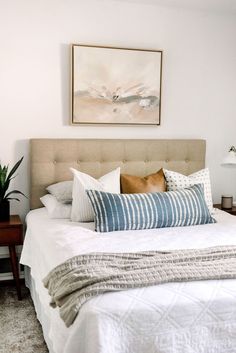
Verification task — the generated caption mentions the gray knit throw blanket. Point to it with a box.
[43,245,236,327]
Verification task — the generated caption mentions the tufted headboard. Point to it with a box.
[30,139,206,209]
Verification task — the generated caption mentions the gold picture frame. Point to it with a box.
[71,44,163,126]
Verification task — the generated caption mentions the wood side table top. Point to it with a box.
[214,204,236,216]
[0,215,22,228]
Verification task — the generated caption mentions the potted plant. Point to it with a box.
[0,157,26,221]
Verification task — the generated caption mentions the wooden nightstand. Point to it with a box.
[214,204,236,216]
[0,215,23,299]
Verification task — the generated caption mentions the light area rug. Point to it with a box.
[0,286,48,353]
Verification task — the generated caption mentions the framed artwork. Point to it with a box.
[71,44,163,125]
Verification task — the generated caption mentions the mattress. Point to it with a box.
[20,208,236,353]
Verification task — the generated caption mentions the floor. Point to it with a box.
[0,285,48,353]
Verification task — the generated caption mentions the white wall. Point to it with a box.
[1,0,236,220]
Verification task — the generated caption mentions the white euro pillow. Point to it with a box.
[46,181,73,203]
[70,167,120,222]
[40,194,72,219]
[163,168,213,213]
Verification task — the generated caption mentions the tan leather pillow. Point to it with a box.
[121,169,166,194]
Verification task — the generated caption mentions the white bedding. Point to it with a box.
[20,208,236,353]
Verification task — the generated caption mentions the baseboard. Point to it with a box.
[0,271,24,281]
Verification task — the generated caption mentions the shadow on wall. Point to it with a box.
[12,140,30,220]
[60,43,70,126]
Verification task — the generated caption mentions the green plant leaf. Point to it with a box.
[6,197,20,202]
[5,157,24,183]
[0,179,10,197]
[0,157,25,202]
[0,168,7,187]
[4,190,27,199]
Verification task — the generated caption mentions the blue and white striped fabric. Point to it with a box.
[86,184,216,233]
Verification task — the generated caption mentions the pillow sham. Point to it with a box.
[46,181,73,203]
[163,168,213,213]
[86,184,216,233]
[40,194,72,219]
[70,167,120,222]
[121,169,166,194]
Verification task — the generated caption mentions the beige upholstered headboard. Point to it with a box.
[30,139,206,209]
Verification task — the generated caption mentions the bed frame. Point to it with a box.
[30,139,206,209]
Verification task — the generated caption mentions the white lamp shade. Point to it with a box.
[222,150,236,165]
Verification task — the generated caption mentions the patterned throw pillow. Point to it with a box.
[163,168,213,213]
[86,184,216,233]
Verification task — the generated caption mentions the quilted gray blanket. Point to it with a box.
[43,245,236,327]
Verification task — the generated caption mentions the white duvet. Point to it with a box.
[20,208,236,353]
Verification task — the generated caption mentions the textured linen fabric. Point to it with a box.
[70,167,120,222]
[30,139,206,209]
[43,245,236,327]
[121,169,166,194]
[163,168,213,213]
[40,195,72,219]
[46,181,73,203]
[86,184,215,232]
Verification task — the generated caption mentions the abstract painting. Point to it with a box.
[71,44,162,125]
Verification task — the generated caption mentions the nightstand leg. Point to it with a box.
[9,245,22,300]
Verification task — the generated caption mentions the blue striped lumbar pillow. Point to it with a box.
[86,184,216,233]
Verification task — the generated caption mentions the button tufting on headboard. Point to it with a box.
[30,139,206,209]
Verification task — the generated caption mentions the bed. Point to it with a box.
[20,139,236,353]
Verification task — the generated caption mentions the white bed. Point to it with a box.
[20,207,236,353]
[20,138,236,353]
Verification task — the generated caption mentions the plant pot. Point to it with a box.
[0,200,10,221]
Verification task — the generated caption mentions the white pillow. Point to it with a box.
[163,168,213,213]
[70,167,120,222]
[46,181,73,203]
[40,194,72,219]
